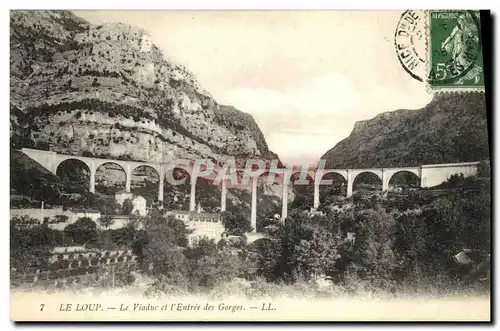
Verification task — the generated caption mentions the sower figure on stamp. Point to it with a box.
[441,13,482,84]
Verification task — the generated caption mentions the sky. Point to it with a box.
[75,10,433,165]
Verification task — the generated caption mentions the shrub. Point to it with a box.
[221,211,252,235]
[10,217,62,270]
[99,214,115,229]
[256,215,342,284]
[121,198,134,215]
[90,231,119,250]
[187,246,246,290]
[64,217,98,245]
[53,214,69,224]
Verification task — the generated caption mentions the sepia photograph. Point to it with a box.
[9,9,491,322]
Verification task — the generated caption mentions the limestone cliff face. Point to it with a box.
[10,10,277,164]
[321,93,489,168]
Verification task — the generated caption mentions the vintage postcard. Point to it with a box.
[10,10,491,322]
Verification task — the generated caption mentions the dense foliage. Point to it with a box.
[10,165,491,294]
[11,216,61,271]
[254,168,490,291]
[221,211,252,235]
[63,217,99,245]
[10,149,62,206]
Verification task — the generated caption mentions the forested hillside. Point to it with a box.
[322,93,489,168]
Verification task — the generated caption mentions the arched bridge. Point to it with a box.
[19,148,482,235]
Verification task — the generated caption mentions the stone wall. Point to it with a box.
[11,248,137,286]
[9,207,132,230]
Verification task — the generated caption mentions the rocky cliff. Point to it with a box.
[10,10,278,164]
[321,93,490,168]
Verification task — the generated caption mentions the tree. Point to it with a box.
[122,198,134,215]
[99,214,115,229]
[142,221,189,281]
[184,237,218,261]
[54,214,69,224]
[184,237,247,289]
[294,228,341,280]
[57,161,89,194]
[254,238,283,282]
[165,215,191,248]
[221,211,252,235]
[64,217,98,245]
[78,192,98,209]
[97,231,118,250]
[357,207,395,280]
[97,197,119,215]
[289,193,314,211]
[137,210,191,281]
[139,210,252,291]
[10,217,62,270]
[393,212,429,279]
[256,214,342,283]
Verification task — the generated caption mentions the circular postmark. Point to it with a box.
[394,10,427,82]
[427,10,482,86]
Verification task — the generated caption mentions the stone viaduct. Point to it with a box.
[19,148,482,234]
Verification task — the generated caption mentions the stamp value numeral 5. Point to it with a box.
[431,62,465,81]
[434,63,448,80]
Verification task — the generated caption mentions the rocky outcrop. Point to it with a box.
[321,93,489,168]
[10,10,278,165]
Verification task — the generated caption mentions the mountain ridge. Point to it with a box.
[10,10,280,165]
[321,92,489,169]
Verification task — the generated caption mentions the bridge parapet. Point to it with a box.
[421,162,479,187]
[421,161,481,168]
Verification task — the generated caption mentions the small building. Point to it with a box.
[165,209,224,247]
[114,191,147,216]
[190,212,221,223]
[166,210,190,222]
[115,191,134,206]
[132,196,147,216]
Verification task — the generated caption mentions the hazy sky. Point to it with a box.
[75,10,433,164]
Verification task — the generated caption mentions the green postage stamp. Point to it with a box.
[428,10,484,91]
[394,10,485,92]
